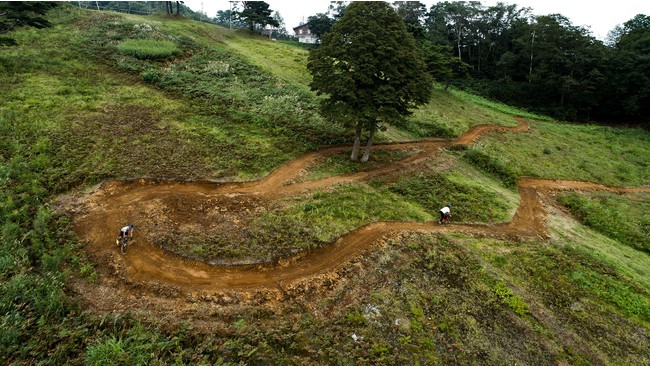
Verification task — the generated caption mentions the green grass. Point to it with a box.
[547,206,650,293]
[305,149,412,181]
[448,87,553,122]
[1,4,650,365]
[557,191,650,254]
[461,147,520,188]
[402,87,524,138]
[473,120,650,186]
[461,234,650,364]
[388,170,514,224]
[116,39,180,60]
[223,34,313,87]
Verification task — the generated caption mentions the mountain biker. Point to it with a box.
[439,204,451,224]
[116,224,134,245]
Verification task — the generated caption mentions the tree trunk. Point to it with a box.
[176,1,180,16]
[360,122,377,162]
[528,30,535,83]
[350,121,362,161]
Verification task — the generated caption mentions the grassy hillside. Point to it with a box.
[1,5,649,364]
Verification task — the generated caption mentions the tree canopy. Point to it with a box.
[235,1,279,32]
[306,13,334,40]
[308,1,432,162]
[0,1,57,46]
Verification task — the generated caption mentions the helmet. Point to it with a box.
[446,204,452,208]
[129,224,134,229]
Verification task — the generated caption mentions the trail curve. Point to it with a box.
[71,118,649,294]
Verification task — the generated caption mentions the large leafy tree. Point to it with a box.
[235,1,279,32]
[307,13,334,40]
[308,1,432,162]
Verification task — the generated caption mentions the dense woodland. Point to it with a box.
[309,1,650,126]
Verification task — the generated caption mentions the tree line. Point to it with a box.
[308,1,650,126]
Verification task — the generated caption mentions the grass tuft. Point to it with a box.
[116,39,180,60]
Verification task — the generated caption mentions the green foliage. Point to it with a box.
[389,172,513,223]
[116,39,180,60]
[345,309,366,326]
[0,1,58,46]
[306,149,410,180]
[475,120,650,186]
[85,323,184,365]
[307,1,432,160]
[307,13,334,39]
[235,1,279,32]
[493,280,530,316]
[462,148,519,188]
[557,192,650,253]
[571,269,650,321]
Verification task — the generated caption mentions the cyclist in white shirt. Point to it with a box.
[116,224,134,245]
[439,204,451,224]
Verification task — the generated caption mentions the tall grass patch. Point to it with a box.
[474,120,650,186]
[461,236,650,363]
[116,39,180,60]
[557,191,650,254]
[461,148,519,188]
[388,172,513,223]
[402,87,523,138]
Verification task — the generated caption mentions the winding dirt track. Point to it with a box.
[72,118,649,293]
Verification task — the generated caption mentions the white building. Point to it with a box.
[292,23,318,44]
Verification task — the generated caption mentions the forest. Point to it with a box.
[310,1,650,125]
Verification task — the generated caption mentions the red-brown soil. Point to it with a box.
[66,118,650,314]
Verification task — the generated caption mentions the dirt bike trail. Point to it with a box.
[71,118,650,294]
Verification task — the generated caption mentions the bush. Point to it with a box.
[116,39,180,60]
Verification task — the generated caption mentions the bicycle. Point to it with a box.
[439,213,451,225]
[117,236,130,254]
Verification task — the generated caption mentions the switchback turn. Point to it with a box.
[70,118,649,299]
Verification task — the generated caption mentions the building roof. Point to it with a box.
[292,23,310,32]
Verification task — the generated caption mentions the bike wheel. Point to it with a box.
[120,239,128,254]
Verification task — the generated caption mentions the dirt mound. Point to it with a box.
[67,118,650,313]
